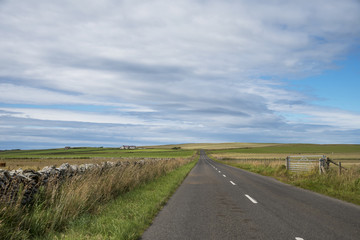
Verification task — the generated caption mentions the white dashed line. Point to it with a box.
[230,181,236,185]
[218,171,221,173]
[295,238,304,240]
[223,174,226,177]
[245,194,258,204]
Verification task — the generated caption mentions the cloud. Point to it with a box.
[0,0,360,148]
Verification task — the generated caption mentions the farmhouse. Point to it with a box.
[121,145,136,150]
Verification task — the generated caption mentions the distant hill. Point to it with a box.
[142,142,280,150]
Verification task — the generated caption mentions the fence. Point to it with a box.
[286,155,326,173]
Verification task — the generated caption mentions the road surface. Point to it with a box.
[142,150,360,240]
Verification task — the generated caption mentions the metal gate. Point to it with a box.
[286,155,326,173]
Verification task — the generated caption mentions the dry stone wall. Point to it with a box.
[0,159,170,205]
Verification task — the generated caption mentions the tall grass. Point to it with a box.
[217,159,360,205]
[0,157,194,240]
[53,159,198,240]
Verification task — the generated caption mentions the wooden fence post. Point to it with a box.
[339,162,342,175]
[319,159,325,174]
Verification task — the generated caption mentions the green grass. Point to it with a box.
[143,142,278,150]
[210,144,360,154]
[216,159,360,206]
[0,147,195,159]
[45,159,198,240]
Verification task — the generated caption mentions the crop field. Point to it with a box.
[208,144,360,167]
[0,147,196,170]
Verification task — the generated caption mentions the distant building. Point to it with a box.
[121,145,136,150]
[65,146,71,150]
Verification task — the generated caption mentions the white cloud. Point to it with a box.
[0,107,153,125]
[273,104,360,130]
[0,0,360,148]
[0,83,94,105]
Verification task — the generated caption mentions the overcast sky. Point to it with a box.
[1,0,360,149]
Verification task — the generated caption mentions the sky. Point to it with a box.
[1,0,360,149]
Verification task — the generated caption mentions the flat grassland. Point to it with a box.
[144,142,280,150]
[0,147,196,170]
[208,143,360,167]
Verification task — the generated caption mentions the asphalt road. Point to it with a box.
[141,150,360,240]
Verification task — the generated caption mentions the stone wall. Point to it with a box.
[0,159,163,205]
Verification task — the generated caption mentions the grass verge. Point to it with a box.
[216,159,360,206]
[0,157,197,240]
[48,159,198,240]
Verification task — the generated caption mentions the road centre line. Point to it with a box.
[245,194,258,204]
[218,171,221,173]
[295,238,304,240]
[230,181,236,185]
[223,174,226,177]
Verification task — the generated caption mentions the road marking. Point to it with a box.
[218,171,221,173]
[295,238,304,240]
[230,181,236,185]
[245,194,258,204]
[223,174,226,177]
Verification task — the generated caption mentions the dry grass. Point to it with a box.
[211,153,360,166]
[0,157,195,239]
[215,158,360,205]
[221,159,284,167]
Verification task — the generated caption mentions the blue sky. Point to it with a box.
[1,0,360,149]
[297,54,360,112]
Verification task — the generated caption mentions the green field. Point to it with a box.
[209,144,360,154]
[0,147,196,170]
[0,147,195,159]
[143,142,279,150]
